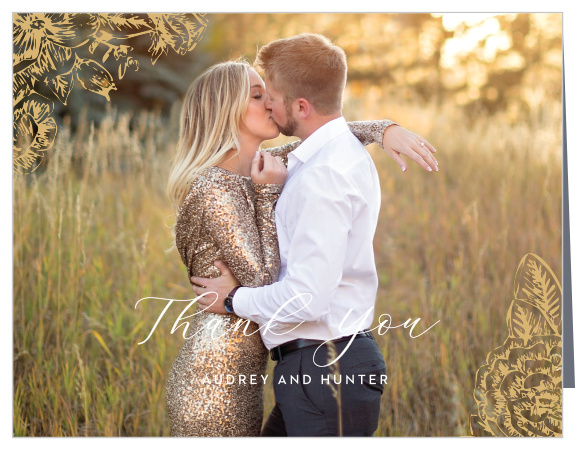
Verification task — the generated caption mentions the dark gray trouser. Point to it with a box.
[261,336,386,437]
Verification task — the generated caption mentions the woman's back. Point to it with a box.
[166,165,283,436]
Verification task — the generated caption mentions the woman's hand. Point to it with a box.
[382,125,438,172]
[251,150,288,185]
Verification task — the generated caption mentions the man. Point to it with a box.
[192,34,438,436]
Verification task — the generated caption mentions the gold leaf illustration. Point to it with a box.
[146,14,207,64]
[13,95,57,174]
[544,409,562,434]
[96,13,154,38]
[470,254,562,437]
[526,334,561,352]
[88,39,99,54]
[513,253,561,334]
[13,70,34,106]
[161,14,204,55]
[13,13,208,175]
[13,14,44,66]
[183,14,208,52]
[474,365,490,396]
[35,40,75,76]
[496,407,518,436]
[118,57,139,80]
[43,13,98,47]
[469,414,485,436]
[508,397,535,436]
[485,337,524,365]
[148,14,179,64]
[485,418,507,436]
[506,298,555,344]
[13,13,96,69]
[499,370,525,398]
[47,67,75,105]
[74,58,116,100]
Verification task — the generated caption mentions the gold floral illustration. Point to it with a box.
[470,253,562,437]
[13,13,208,175]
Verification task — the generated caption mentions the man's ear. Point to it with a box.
[294,98,312,119]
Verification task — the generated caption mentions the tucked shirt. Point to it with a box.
[233,116,381,350]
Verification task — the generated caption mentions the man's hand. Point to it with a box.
[382,125,438,172]
[190,260,240,315]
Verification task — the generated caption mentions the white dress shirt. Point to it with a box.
[233,116,381,349]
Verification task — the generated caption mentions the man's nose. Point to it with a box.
[264,95,272,110]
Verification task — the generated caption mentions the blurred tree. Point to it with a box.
[19,13,560,128]
[205,13,561,120]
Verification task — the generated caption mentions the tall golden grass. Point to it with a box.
[13,96,562,436]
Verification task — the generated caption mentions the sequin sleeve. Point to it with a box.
[186,175,282,288]
[347,120,399,147]
[261,120,399,166]
[261,140,301,166]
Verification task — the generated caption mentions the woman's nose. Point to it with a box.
[264,95,272,110]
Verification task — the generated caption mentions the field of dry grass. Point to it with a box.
[13,96,562,436]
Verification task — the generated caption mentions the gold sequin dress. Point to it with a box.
[165,120,395,437]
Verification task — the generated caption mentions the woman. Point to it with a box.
[165,60,401,437]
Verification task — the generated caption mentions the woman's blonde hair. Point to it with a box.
[166,60,251,249]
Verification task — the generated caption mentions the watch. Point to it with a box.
[224,286,240,314]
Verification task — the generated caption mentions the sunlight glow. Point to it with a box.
[435,14,515,68]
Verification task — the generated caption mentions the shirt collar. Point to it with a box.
[289,116,348,163]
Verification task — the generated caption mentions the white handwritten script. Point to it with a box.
[135,292,440,366]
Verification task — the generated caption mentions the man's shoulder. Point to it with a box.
[313,130,373,170]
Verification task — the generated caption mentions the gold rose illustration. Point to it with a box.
[13,13,208,175]
[470,253,562,437]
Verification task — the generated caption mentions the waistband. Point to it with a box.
[270,330,374,362]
